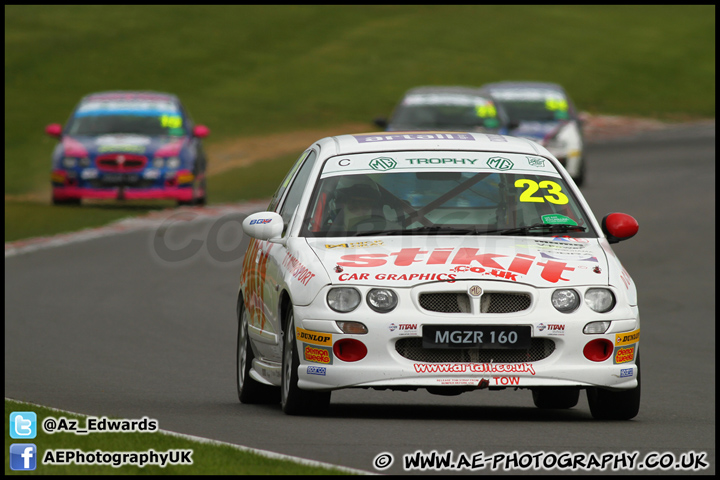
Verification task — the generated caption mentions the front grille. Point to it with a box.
[419,293,470,313]
[395,337,555,363]
[96,154,147,172]
[419,292,531,314]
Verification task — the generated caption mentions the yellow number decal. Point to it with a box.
[539,180,569,204]
[475,103,497,118]
[161,115,183,129]
[515,179,543,202]
[515,179,569,205]
[545,98,568,111]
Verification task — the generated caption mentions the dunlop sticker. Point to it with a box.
[296,327,332,347]
[615,329,640,346]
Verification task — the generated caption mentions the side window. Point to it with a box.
[267,150,311,212]
[278,150,318,235]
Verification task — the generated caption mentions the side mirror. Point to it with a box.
[242,212,283,242]
[45,123,62,138]
[602,213,638,244]
[373,117,388,129]
[193,125,210,138]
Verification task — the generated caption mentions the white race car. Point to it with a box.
[237,131,640,419]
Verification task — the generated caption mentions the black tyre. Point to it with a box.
[195,177,207,206]
[587,354,641,420]
[236,295,279,404]
[281,307,331,415]
[531,387,580,409]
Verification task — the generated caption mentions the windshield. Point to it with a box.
[301,152,595,238]
[390,93,501,131]
[66,99,186,136]
[490,89,570,124]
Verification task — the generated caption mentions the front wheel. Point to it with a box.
[236,295,279,404]
[587,354,641,420]
[281,307,330,415]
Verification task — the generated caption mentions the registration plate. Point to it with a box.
[423,325,531,349]
[101,173,140,185]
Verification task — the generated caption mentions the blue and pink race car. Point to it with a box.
[46,91,210,206]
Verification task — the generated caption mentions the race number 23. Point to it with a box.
[515,179,569,204]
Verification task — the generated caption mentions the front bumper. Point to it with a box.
[292,281,639,392]
[52,185,197,201]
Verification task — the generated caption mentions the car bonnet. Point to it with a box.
[305,235,610,288]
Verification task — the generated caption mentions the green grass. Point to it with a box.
[5,399,356,475]
[5,5,715,238]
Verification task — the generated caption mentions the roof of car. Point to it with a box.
[481,81,567,95]
[314,131,551,157]
[80,90,180,103]
[401,85,490,97]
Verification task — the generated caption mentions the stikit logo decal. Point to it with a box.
[614,345,635,364]
[296,327,332,346]
[337,248,576,283]
[615,329,640,346]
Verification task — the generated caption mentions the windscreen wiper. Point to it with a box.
[482,223,587,236]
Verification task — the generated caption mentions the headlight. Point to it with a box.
[366,288,398,313]
[78,157,91,167]
[551,289,580,313]
[152,157,165,168]
[585,288,616,313]
[166,157,181,169]
[327,288,361,313]
[62,157,78,168]
[583,321,611,334]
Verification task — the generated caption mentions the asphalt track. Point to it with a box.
[5,122,715,475]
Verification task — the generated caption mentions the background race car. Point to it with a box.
[374,86,509,134]
[46,91,210,206]
[480,81,587,186]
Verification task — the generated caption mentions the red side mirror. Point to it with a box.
[45,123,62,138]
[193,125,210,138]
[602,213,638,244]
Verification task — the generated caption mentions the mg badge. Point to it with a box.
[468,285,483,296]
[117,155,126,166]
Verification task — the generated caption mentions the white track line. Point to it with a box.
[5,201,269,258]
